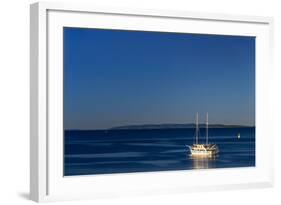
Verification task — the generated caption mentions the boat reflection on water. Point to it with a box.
[189,155,218,169]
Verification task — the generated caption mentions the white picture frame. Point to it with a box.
[30,2,274,202]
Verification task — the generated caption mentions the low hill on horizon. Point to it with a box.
[66,123,254,131]
[109,123,253,130]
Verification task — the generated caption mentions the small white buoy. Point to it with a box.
[237,133,240,139]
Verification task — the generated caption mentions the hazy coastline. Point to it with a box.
[65,123,255,131]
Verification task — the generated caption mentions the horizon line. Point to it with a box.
[64,122,256,131]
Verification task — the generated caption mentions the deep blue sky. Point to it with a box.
[64,27,255,130]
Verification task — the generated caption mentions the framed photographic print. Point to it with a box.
[30,2,274,202]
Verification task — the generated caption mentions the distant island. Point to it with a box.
[109,123,253,130]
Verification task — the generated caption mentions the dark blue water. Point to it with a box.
[64,127,255,176]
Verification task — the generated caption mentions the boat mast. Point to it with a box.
[196,112,199,144]
[206,112,208,144]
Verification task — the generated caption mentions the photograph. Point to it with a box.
[63,27,255,176]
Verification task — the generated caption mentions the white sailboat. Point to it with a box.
[237,133,240,139]
[186,113,219,157]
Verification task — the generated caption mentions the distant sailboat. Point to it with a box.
[186,113,219,157]
[237,133,240,139]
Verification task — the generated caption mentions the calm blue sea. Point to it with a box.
[64,127,255,176]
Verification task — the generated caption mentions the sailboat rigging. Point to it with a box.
[186,113,219,157]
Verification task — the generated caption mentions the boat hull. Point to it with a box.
[187,144,219,158]
[190,150,218,157]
